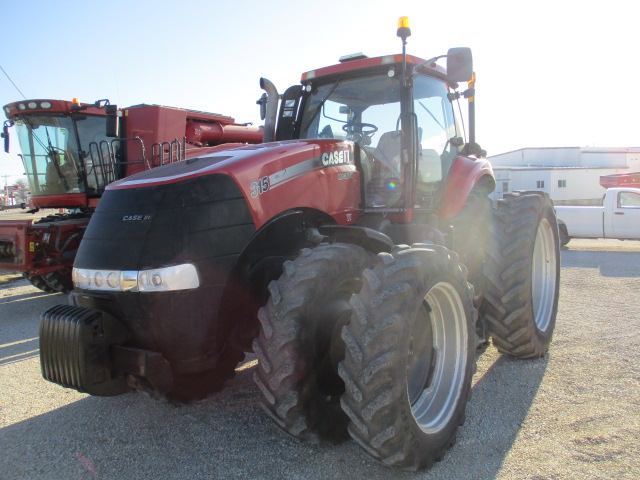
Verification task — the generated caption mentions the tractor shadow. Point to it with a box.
[426,348,549,479]
[560,249,640,277]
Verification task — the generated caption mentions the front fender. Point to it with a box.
[437,156,495,219]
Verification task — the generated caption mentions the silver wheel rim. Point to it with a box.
[532,218,557,332]
[407,282,468,434]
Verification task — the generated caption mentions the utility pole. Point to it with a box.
[2,174,11,205]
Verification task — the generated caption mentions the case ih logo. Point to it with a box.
[321,150,350,166]
[122,215,152,222]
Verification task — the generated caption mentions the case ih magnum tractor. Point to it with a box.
[1,99,262,292]
[39,19,560,471]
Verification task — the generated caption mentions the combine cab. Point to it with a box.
[1,99,262,291]
[38,18,560,470]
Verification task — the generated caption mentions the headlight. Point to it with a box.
[72,263,200,292]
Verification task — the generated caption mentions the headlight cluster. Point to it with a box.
[12,101,53,112]
[72,263,200,292]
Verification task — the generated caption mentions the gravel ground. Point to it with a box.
[0,240,638,480]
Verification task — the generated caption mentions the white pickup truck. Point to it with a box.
[555,187,640,245]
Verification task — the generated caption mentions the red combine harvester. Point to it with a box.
[1,99,262,292]
[39,18,560,470]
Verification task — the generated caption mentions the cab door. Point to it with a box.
[611,190,640,238]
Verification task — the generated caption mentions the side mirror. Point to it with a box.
[2,121,11,153]
[94,99,110,109]
[257,92,268,121]
[447,47,473,83]
[105,105,119,138]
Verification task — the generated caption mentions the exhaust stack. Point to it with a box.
[260,78,279,143]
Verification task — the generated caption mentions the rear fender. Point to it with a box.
[437,156,495,219]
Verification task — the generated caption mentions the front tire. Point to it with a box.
[41,268,74,293]
[253,243,374,442]
[22,273,57,293]
[483,191,560,358]
[339,245,476,471]
[558,224,570,247]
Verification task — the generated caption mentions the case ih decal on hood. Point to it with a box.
[252,149,351,198]
[322,150,350,166]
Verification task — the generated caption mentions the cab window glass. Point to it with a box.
[298,74,403,208]
[413,75,458,199]
[619,191,640,207]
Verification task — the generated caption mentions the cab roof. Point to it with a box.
[301,54,446,83]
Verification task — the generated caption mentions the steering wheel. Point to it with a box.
[342,122,378,145]
[343,122,378,136]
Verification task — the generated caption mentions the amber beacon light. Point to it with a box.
[397,16,411,40]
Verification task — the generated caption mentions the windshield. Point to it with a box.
[14,113,110,196]
[299,74,402,142]
[299,73,459,208]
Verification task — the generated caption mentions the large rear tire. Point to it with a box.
[339,245,476,471]
[483,191,560,358]
[253,243,374,442]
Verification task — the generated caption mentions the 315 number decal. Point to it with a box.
[250,176,270,198]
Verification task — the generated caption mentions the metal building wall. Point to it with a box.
[488,146,639,204]
[489,147,637,168]
[490,167,627,204]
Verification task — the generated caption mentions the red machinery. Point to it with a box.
[1,99,262,291]
[600,172,640,189]
[38,18,560,471]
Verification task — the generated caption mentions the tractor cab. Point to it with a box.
[261,25,480,225]
[3,99,121,208]
[297,68,461,212]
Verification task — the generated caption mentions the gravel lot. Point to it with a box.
[1,240,638,480]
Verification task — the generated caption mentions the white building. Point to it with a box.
[488,147,640,205]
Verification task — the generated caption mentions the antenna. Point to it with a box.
[0,65,27,99]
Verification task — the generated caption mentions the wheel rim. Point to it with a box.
[407,282,468,434]
[531,218,557,332]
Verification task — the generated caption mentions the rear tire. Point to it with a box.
[483,191,560,358]
[339,245,476,471]
[253,243,374,442]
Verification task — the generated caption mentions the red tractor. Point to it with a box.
[39,18,560,471]
[1,99,263,292]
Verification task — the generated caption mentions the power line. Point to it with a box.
[0,64,27,99]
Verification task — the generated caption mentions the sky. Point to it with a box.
[1,0,638,183]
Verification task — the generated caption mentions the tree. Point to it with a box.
[14,179,30,204]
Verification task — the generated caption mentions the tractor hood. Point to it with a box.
[108,139,353,191]
[108,139,360,229]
